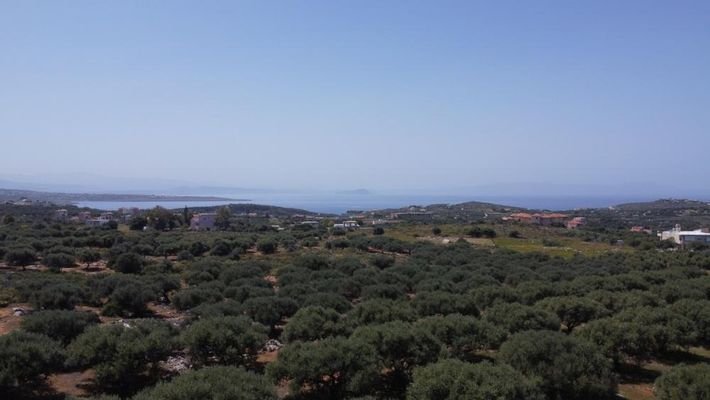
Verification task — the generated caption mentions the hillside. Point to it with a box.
[575,198,710,230]
[614,198,710,211]
[187,203,331,217]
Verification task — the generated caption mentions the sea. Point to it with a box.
[75,193,658,215]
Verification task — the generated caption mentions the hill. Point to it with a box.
[614,198,710,211]
[0,188,239,204]
[186,203,331,218]
[575,198,710,230]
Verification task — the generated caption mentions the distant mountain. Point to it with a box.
[466,182,682,198]
[365,199,525,221]
[336,189,372,195]
[0,188,240,204]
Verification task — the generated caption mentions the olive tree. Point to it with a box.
[499,330,615,400]
[21,310,100,345]
[282,306,344,342]
[133,366,276,400]
[181,316,267,367]
[267,336,379,399]
[408,359,544,400]
[655,363,710,400]
[0,331,64,387]
[67,320,176,391]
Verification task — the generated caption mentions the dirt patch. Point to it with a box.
[463,238,496,246]
[0,303,33,335]
[257,350,279,365]
[276,379,291,399]
[147,302,188,325]
[61,260,112,275]
[618,383,655,400]
[47,369,96,397]
[0,263,48,272]
[75,305,121,325]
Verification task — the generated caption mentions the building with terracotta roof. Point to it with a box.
[507,212,569,226]
[507,213,534,223]
[566,217,586,229]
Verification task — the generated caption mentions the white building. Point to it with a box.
[333,220,359,230]
[85,217,111,227]
[190,213,217,231]
[659,224,710,246]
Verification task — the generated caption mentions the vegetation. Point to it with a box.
[0,202,708,399]
[0,331,64,387]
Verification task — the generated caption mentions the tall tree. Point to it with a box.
[215,206,232,230]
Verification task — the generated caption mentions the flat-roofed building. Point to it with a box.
[660,224,710,247]
[190,212,217,231]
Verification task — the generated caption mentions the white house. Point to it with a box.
[333,220,359,230]
[85,217,111,227]
[659,224,710,246]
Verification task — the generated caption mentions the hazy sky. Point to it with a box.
[1,1,709,193]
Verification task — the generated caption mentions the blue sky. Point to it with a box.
[1,1,709,195]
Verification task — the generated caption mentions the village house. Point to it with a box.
[332,220,359,230]
[77,211,92,222]
[566,217,586,229]
[85,216,112,227]
[659,224,710,247]
[532,213,568,226]
[630,226,653,234]
[506,213,534,223]
[54,209,69,221]
[190,212,217,231]
[506,212,569,226]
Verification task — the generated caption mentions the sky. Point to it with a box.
[1,1,709,196]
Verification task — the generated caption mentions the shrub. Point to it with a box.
[256,239,278,254]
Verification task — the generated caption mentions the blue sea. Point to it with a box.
[75,193,657,214]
